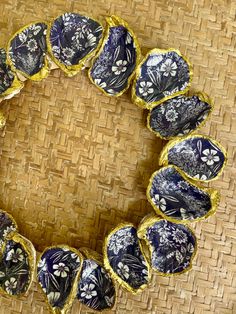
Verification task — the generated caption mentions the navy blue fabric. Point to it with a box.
[90,25,137,95]
[0,210,17,249]
[106,226,149,290]
[135,50,190,105]
[145,220,195,274]
[77,259,115,310]
[37,247,81,309]
[8,23,47,76]
[0,49,15,94]
[0,240,31,295]
[167,136,226,180]
[148,166,212,220]
[149,95,211,138]
[49,12,103,66]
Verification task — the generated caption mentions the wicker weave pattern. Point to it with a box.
[0,0,235,313]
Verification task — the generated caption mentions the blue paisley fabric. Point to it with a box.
[8,22,48,79]
[148,166,216,221]
[161,136,226,181]
[0,210,17,249]
[133,49,191,109]
[0,238,32,295]
[77,258,115,310]
[37,247,82,311]
[89,16,138,96]
[105,225,149,292]
[48,12,103,72]
[140,219,196,274]
[0,49,15,95]
[148,94,212,139]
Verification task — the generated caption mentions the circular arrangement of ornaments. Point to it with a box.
[0,12,227,314]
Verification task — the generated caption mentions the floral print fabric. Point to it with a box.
[0,239,31,295]
[49,13,103,70]
[164,136,226,181]
[144,220,196,274]
[133,49,191,109]
[89,18,138,95]
[0,49,15,95]
[37,247,82,310]
[148,95,211,139]
[105,225,149,292]
[8,22,48,78]
[0,210,17,249]
[77,259,115,310]
[148,166,214,221]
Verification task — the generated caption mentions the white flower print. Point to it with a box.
[201,149,220,166]
[80,283,97,299]
[53,262,69,278]
[26,39,38,52]
[70,252,81,264]
[187,243,194,253]
[151,194,166,211]
[125,32,132,44]
[117,262,129,279]
[4,277,17,294]
[193,173,208,180]
[105,295,115,307]
[165,108,178,122]
[109,228,135,254]
[175,250,184,263]
[160,58,177,76]
[177,181,189,190]
[6,248,24,263]
[172,229,187,244]
[3,226,15,238]
[111,60,127,75]
[47,291,60,304]
[0,271,5,278]
[163,86,179,96]
[38,258,47,272]
[147,55,163,67]
[94,78,107,89]
[85,33,97,48]
[139,81,154,97]
[62,47,75,59]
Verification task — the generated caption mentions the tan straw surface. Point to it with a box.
[0,0,235,313]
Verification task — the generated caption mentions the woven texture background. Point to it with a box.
[0,0,235,313]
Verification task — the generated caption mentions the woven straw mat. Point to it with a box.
[0,0,235,313]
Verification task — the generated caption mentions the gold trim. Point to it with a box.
[146,165,220,224]
[159,134,228,183]
[103,222,151,295]
[146,91,214,140]
[6,21,50,82]
[78,247,117,312]
[0,232,36,297]
[137,213,198,276]
[37,245,84,314]
[131,48,193,110]
[88,15,141,97]
[46,12,104,77]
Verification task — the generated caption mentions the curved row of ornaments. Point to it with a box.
[0,12,226,314]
